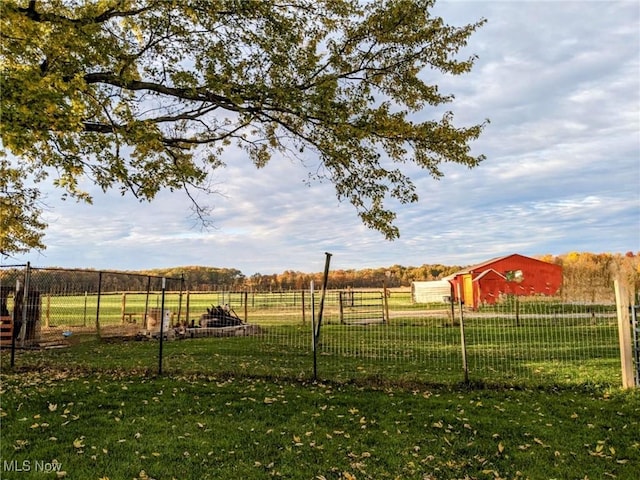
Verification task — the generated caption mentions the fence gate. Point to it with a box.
[338,290,385,325]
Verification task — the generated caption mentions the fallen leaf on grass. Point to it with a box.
[14,439,29,450]
[534,438,549,448]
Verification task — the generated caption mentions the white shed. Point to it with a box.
[411,280,452,304]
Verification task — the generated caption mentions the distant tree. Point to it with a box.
[1,0,487,254]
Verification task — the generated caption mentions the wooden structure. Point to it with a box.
[0,286,13,346]
[447,253,563,309]
[0,316,12,346]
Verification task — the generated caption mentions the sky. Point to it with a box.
[4,0,640,276]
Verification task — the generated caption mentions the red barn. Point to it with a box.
[447,254,562,309]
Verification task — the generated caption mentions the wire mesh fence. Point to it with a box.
[0,265,183,347]
[1,264,636,389]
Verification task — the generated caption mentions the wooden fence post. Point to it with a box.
[614,279,635,388]
[244,291,248,323]
[121,293,127,324]
[45,294,51,328]
[185,291,190,326]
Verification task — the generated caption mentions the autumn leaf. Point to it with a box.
[534,438,548,448]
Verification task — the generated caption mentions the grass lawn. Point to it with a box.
[1,363,639,479]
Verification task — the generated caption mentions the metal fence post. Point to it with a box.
[315,252,332,342]
[457,283,469,384]
[158,277,166,375]
[311,281,317,381]
[95,271,102,339]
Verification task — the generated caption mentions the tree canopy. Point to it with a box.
[0,0,487,255]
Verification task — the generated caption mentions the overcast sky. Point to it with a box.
[5,0,640,276]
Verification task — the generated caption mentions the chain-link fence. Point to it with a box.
[1,264,637,388]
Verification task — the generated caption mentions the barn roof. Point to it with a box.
[444,253,548,279]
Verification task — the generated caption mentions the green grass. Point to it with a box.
[1,368,639,480]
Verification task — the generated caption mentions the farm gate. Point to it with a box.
[337,290,385,325]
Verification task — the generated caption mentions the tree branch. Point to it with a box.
[20,0,153,26]
[83,72,242,111]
